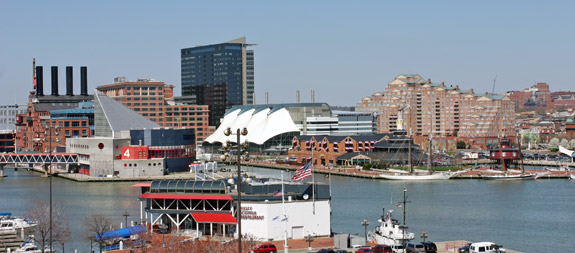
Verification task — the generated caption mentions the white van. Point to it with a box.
[469,242,505,253]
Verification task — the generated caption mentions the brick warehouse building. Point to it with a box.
[97,78,211,144]
[16,66,94,152]
[356,74,516,150]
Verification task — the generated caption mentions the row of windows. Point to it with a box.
[64,130,88,137]
[70,144,89,149]
[133,108,158,112]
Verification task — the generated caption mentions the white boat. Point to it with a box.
[15,240,54,253]
[379,172,453,180]
[0,213,37,231]
[367,188,415,246]
[570,174,575,180]
[544,166,571,172]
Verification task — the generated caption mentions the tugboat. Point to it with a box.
[367,188,415,246]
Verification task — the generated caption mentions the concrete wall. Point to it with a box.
[113,159,165,177]
[242,200,330,241]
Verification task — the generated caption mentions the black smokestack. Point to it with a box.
[66,66,73,96]
[51,66,58,96]
[36,66,44,96]
[80,66,87,96]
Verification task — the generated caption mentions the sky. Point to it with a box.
[1,1,574,107]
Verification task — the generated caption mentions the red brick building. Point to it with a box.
[551,92,575,109]
[97,79,212,144]
[508,82,551,110]
[567,119,575,141]
[288,134,388,166]
[16,92,94,152]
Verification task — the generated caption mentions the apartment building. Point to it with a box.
[97,78,211,143]
[356,74,516,149]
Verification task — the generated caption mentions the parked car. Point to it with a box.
[372,244,393,253]
[390,244,405,253]
[404,242,425,253]
[251,243,277,253]
[469,242,505,253]
[457,243,471,253]
[421,242,437,253]
[317,249,335,253]
[357,247,374,253]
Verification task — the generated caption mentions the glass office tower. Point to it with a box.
[181,37,254,126]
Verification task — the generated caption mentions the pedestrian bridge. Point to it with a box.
[0,153,78,164]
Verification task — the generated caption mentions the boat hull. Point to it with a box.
[379,173,452,180]
[481,174,537,180]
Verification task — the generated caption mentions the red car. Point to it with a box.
[372,244,393,253]
[251,243,277,253]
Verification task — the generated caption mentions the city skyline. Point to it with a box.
[2,1,574,107]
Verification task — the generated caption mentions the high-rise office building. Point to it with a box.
[181,37,255,126]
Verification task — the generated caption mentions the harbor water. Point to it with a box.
[1,166,574,252]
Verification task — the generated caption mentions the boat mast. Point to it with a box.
[498,134,507,172]
[402,188,407,226]
[497,112,507,172]
[517,132,525,173]
[281,171,288,252]
[408,135,413,174]
[427,136,432,174]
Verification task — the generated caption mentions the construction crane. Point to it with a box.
[491,74,498,95]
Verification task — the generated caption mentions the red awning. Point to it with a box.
[191,212,237,224]
[132,182,152,187]
[139,193,233,201]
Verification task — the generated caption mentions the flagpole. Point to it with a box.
[312,144,315,215]
[282,171,288,253]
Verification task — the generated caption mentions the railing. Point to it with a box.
[0,153,78,164]
[445,241,469,252]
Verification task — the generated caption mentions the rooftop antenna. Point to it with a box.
[297,90,300,103]
[491,74,498,95]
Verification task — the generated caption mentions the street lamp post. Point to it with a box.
[43,122,59,252]
[361,219,370,244]
[420,231,428,242]
[159,224,168,248]
[123,210,130,228]
[222,127,249,253]
[305,234,314,251]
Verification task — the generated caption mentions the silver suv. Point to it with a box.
[404,242,425,253]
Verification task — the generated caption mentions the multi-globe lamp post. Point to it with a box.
[221,127,249,253]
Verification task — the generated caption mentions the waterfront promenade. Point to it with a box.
[11,159,574,182]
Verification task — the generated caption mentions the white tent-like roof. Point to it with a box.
[204,106,299,145]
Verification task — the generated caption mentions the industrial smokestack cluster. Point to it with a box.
[35,66,88,96]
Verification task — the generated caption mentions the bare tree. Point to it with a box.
[27,200,68,253]
[84,213,115,252]
[54,225,71,253]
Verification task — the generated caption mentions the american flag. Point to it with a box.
[292,162,312,182]
[273,190,283,197]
